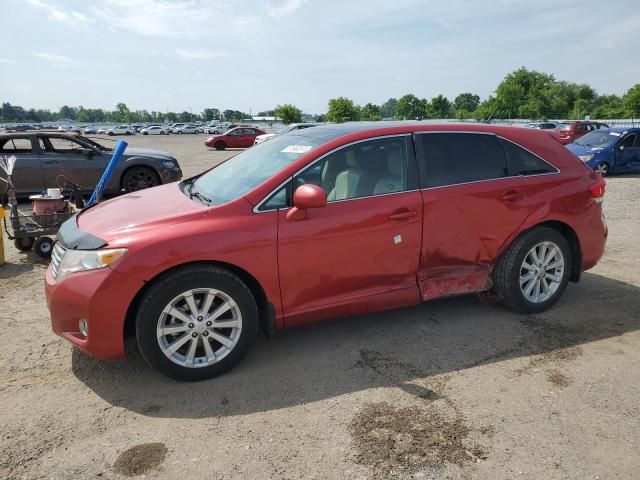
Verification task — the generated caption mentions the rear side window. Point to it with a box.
[499,138,557,176]
[416,133,507,188]
[0,138,32,153]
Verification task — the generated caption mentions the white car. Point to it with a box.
[254,123,323,145]
[204,124,229,134]
[172,124,200,134]
[105,125,132,136]
[140,125,168,135]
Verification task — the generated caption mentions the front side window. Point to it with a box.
[620,134,637,148]
[295,136,409,202]
[44,137,88,153]
[417,133,507,188]
[190,134,323,205]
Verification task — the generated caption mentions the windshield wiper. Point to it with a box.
[188,180,212,204]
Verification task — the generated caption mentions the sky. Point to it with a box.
[1,0,639,115]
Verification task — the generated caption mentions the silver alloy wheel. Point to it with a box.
[519,241,565,304]
[157,288,242,368]
[595,163,608,176]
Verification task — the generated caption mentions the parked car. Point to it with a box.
[140,125,168,135]
[204,124,228,134]
[254,122,323,145]
[130,124,143,133]
[172,124,200,134]
[57,125,81,134]
[551,121,609,144]
[0,132,182,196]
[83,125,98,134]
[526,122,558,130]
[565,127,640,176]
[45,122,608,381]
[204,126,266,150]
[106,125,133,136]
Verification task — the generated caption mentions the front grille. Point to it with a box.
[51,242,66,279]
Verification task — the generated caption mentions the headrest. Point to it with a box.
[387,149,402,176]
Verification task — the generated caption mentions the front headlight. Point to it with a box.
[57,248,127,281]
[578,154,595,162]
[162,160,177,168]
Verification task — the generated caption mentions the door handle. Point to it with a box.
[502,189,525,201]
[43,160,59,164]
[388,210,418,221]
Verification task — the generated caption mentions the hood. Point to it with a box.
[565,142,609,156]
[76,182,205,242]
[121,147,173,158]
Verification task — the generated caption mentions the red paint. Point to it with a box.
[45,123,608,360]
[550,121,610,145]
[204,127,265,149]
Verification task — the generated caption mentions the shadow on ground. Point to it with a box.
[72,272,639,418]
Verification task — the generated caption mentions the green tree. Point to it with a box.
[453,93,480,114]
[114,103,131,123]
[59,105,76,121]
[360,103,382,121]
[624,84,640,118]
[429,94,453,118]
[396,94,427,119]
[274,104,303,124]
[202,108,221,121]
[380,98,398,118]
[326,97,360,123]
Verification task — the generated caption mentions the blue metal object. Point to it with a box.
[87,140,128,207]
[565,127,640,175]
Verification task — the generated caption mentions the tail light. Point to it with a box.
[589,176,606,204]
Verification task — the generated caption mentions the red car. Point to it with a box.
[45,123,607,380]
[551,121,610,144]
[204,126,265,150]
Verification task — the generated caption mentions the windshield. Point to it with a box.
[557,123,573,130]
[574,130,619,147]
[189,134,323,205]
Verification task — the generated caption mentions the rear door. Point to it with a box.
[415,132,533,299]
[0,136,45,194]
[276,135,423,326]
[38,136,107,190]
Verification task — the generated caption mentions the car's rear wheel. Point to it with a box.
[122,167,161,192]
[135,265,258,381]
[215,141,226,151]
[14,237,34,252]
[595,162,609,176]
[493,227,571,313]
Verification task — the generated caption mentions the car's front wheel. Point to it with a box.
[214,141,226,151]
[493,227,571,313]
[595,162,609,176]
[135,265,258,381]
[122,167,161,192]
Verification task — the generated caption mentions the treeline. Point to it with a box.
[2,68,639,124]
[323,68,640,123]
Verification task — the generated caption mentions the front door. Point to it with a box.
[277,135,423,327]
[615,133,640,173]
[37,136,106,190]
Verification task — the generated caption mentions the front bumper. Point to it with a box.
[45,264,145,359]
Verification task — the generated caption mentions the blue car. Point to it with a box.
[566,127,640,176]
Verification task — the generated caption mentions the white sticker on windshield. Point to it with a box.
[281,145,313,154]
[609,132,621,136]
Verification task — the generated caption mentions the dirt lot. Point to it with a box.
[1,134,639,479]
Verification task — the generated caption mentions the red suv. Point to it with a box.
[45,123,608,380]
[204,126,265,150]
[552,121,610,144]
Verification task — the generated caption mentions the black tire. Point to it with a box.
[107,132,114,136]
[143,132,148,135]
[160,131,166,135]
[492,227,571,314]
[135,265,259,381]
[33,237,54,258]
[14,237,34,252]
[122,167,161,192]
[595,162,609,177]
[178,131,183,135]
[194,130,199,134]
[214,141,226,151]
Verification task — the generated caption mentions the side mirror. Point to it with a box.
[286,184,327,221]
[82,148,94,156]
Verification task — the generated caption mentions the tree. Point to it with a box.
[429,95,453,118]
[453,93,480,113]
[59,105,76,121]
[256,109,275,117]
[624,84,640,118]
[202,108,221,122]
[326,97,360,123]
[274,104,302,124]
[380,98,398,118]
[396,94,427,120]
[360,103,382,121]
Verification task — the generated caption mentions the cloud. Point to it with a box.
[32,52,80,65]
[175,48,227,61]
[27,0,92,25]
[0,58,16,64]
[265,0,306,19]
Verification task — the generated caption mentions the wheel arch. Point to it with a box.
[119,163,162,190]
[123,260,274,344]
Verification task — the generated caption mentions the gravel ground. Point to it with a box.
[1,134,638,480]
